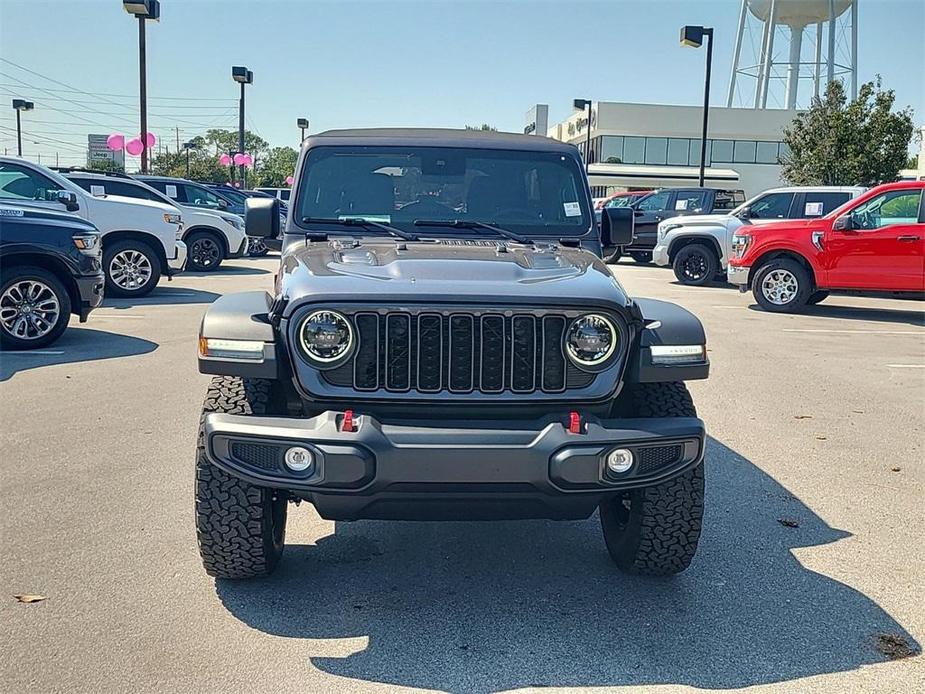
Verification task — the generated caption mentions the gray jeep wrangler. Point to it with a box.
[195,129,710,579]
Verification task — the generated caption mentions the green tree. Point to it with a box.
[780,78,915,186]
[204,129,269,165]
[464,124,498,131]
[256,146,298,187]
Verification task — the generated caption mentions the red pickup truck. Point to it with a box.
[728,181,924,312]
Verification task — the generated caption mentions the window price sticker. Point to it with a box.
[675,199,689,210]
[804,202,824,216]
[563,201,581,216]
[90,185,106,196]
[165,184,178,199]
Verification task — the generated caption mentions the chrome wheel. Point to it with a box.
[110,249,153,291]
[0,280,61,341]
[761,268,799,305]
[190,237,221,269]
[248,237,268,256]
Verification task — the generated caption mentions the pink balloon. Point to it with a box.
[106,134,124,151]
[125,138,144,156]
[233,153,247,166]
[219,153,232,166]
[242,154,254,167]
[145,132,156,148]
[285,175,294,186]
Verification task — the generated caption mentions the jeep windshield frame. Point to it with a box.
[292,145,594,239]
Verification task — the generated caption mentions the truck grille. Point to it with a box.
[322,310,597,395]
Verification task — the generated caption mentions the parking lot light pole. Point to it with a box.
[182,141,195,178]
[12,99,34,156]
[297,117,309,143]
[123,1,160,175]
[572,99,592,171]
[232,66,253,187]
[681,25,714,187]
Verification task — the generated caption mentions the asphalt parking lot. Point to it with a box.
[2,256,923,694]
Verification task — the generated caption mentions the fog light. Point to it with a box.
[284,446,314,472]
[606,448,634,474]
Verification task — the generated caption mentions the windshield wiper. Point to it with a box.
[412,219,533,244]
[301,216,418,241]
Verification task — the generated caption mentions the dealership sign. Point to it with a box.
[87,134,125,167]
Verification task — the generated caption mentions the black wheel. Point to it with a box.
[600,382,704,576]
[0,266,71,350]
[629,251,652,264]
[103,239,161,297]
[603,247,622,264]
[672,244,718,286]
[195,376,287,579]
[186,231,225,272]
[807,290,830,305]
[752,258,812,313]
[247,237,270,257]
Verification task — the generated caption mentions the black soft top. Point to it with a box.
[307,128,578,154]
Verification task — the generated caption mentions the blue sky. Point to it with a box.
[0,0,922,165]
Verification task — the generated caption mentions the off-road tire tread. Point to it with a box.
[600,382,704,576]
[195,376,286,579]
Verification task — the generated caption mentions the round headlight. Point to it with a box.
[565,314,617,366]
[299,310,353,362]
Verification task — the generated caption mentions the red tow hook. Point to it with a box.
[341,409,355,433]
[568,411,583,434]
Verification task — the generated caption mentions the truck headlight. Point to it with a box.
[565,314,617,367]
[660,223,682,238]
[299,310,353,363]
[731,234,751,258]
[72,232,100,254]
[229,216,245,230]
[164,212,182,225]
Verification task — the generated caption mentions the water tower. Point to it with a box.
[727,0,858,109]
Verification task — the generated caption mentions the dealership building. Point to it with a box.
[538,101,799,197]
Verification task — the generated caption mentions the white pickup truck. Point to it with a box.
[0,157,186,297]
[652,186,866,285]
[63,170,248,273]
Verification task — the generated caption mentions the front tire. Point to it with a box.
[807,290,830,305]
[603,247,622,264]
[600,382,704,576]
[672,244,718,286]
[247,237,270,257]
[103,239,161,297]
[752,258,812,313]
[195,376,287,578]
[0,266,71,349]
[629,251,652,264]
[186,231,225,272]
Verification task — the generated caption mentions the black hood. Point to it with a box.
[278,239,631,315]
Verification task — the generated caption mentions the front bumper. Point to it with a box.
[203,411,705,520]
[74,272,105,321]
[166,240,188,276]
[727,263,750,290]
[652,243,670,266]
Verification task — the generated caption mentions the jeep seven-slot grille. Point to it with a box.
[322,311,596,395]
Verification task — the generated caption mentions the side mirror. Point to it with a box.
[56,190,79,212]
[245,197,280,238]
[217,198,229,210]
[736,205,752,220]
[833,215,853,231]
[601,206,635,247]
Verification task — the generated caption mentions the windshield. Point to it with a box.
[295,145,591,236]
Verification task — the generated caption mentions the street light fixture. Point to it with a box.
[182,140,196,178]
[123,0,160,175]
[297,117,309,143]
[573,98,592,171]
[232,66,253,187]
[681,25,714,187]
[12,99,34,157]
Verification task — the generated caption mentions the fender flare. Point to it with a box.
[198,290,278,379]
[626,298,709,383]
[101,229,169,273]
[667,233,725,265]
[183,225,230,256]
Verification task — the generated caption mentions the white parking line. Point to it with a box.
[2,350,64,355]
[886,364,925,369]
[92,314,146,319]
[782,328,924,335]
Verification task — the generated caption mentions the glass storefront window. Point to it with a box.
[689,139,712,167]
[644,137,668,165]
[756,141,779,164]
[712,140,734,163]
[623,137,646,164]
[733,140,757,163]
[601,136,624,163]
[667,138,690,165]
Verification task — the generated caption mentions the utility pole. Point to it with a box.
[175,126,179,153]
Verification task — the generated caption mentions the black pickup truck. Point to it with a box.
[0,203,104,349]
[609,186,745,263]
[194,128,711,579]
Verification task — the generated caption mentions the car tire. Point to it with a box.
[629,251,652,264]
[103,239,161,297]
[247,238,270,257]
[603,247,622,264]
[0,266,72,350]
[752,258,812,313]
[599,382,704,576]
[672,244,718,286]
[186,231,225,272]
[807,290,830,305]
[195,376,287,579]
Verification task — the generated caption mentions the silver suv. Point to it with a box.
[652,186,866,285]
